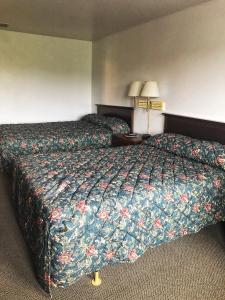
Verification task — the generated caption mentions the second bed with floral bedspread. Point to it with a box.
[0,114,130,172]
[12,138,225,294]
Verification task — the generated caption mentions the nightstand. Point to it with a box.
[112,134,143,147]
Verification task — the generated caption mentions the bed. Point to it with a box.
[0,105,134,172]
[11,114,225,294]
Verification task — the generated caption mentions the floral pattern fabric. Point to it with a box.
[81,114,130,135]
[0,117,130,172]
[145,133,225,171]
[12,144,225,294]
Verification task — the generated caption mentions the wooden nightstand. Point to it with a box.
[112,134,143,147]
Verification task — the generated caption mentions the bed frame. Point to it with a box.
[95,107,225,144]
[96,104,134,133]
[163,113,225,144]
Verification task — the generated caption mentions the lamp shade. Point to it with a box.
[141,81,160,98]
[128,81,142,97]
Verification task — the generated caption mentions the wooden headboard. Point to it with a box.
[96,104,134,133]
[163,114,225,144]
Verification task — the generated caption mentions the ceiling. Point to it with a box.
[0,0,209,41]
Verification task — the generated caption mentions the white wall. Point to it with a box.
[0,31,92,124]
[93,0,225,134]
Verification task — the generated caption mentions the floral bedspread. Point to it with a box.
[12,144,225,293]
[0,117,130,172]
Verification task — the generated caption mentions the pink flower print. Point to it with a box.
[86,245,96,257]
[128,249,138,261]
[58,252,73,264]
[215,211,222,221]
[80,182,89,189]
[172,144,177,151]
[203,164,209,170]
[165,192,173,201]
[44,272,55,286]
[48,170,58,176]
[123,184,134,192]
[21,142,27,149]
[180,194,188,202]
[120,172,128,177]
[109,154,115,160]
[155,139,161,145]
[154,219,162,229]
[68,139,75,145]
[84,172,92,177]
[25,173,33,180]
[32,144,38,150]
[44,272,50,284]
[179,174,187,180]
[35,187,44,196]
[144,184,154,191]
[50,208,62,221]
[98,209,109,221]
[99,181,108,189]
[197,173,206,181]
[181,228,188,236]
[57,162,64,167]
[137,218,145,228]
[216,156,224,165]
[76,200,87,214]
[105,251,115,260]
[20,162,28,168]
[120,208,130,218]
[159,174,164,179]
[167,230,175,239]
[192,203,200,213]
[139,173,149,179]
[59,138,64,144]
[192,148,200,157]
[213,179,221,189]
[204,203,212,212]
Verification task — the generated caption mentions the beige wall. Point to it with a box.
[0,31,92,124]
[93,0,225,134]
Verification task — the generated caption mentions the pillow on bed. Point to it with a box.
[145,133,225,170]
[82,114,130,134]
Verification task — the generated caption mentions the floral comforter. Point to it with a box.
[12,143,225,293]
[0,116,130,172]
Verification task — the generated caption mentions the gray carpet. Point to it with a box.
[0,173,224,300]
